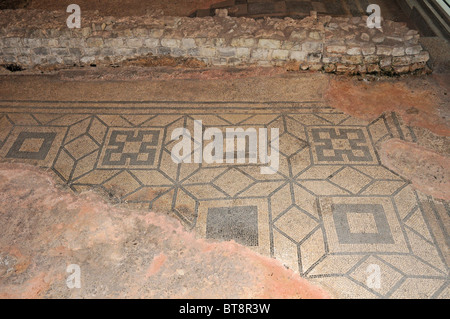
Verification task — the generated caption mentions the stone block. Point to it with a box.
[380,56,392,68]
[22,38,41,47]
[322,55,340,63]
[161,38,181,48]
[133,28,148,37]
[393,65,410,74]
[217,47,236,57]
[231,37,256,47]
[50,48,69,56]
[272,49,289,60]
[289,51,307,61]
[367,64,381,73]
[364,55,380,64]
[236,47,251,58]
[181,38,197,49]
[411,51,430,63]
[392,46,405,57]
[323,63,336,72]
[302,41,322,52]
[341,55,363,64]
[149,29,164,38]
[405,45,422,55]
[199,47,216,57]
[289,30,307,41]
[86,37,104,48]
[309,31,322,40]
[33,47,49,55]
[393,56,411,66]
[347,46,361,55]
[158,47,172,55]
[126,38,144,48]
[144,38,160,48]
[307,52,322,63]
[361,45,376,56]
[336,63,357,74]
[326,45,347,54]
[258,39,281,49]
[171,48,187,57]
[377,45,392,56]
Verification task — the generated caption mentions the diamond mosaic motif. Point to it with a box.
[0,101,447,299]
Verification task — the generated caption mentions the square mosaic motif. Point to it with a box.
[206,205,259,246]
[6,132,57,160]
[0,126,66,166]
[320,197,408,253]
[332,203,395,245]
[195,198,271,256]
[308,126,378,165]
[98,128,163,168]
[0,103,447,299]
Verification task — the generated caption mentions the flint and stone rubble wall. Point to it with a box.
[0,10,430,74]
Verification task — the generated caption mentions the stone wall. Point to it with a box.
[0,9,430,74]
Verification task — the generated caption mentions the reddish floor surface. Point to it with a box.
[380,138,450,200]
[0,163,330,299]
[325,74,450,136]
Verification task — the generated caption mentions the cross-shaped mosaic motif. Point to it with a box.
[0,100,447,299]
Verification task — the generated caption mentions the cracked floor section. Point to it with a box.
[0,71,448,298]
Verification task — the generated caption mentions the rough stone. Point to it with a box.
[217,47,236,57]
[346,47,361,56]
[392,46,405,57]
[367,63,381,73]
[372,35,385,43]
[251,48,271,60]
[393,65,411,73]
[289,50,307,61]
[412,51,430,63]
[231,37,256,47]
[86,37,103,48]
[364,55,380,64]
[361,45,376,56]
[326,45,346,54]
[341,55,363,65]
[0,12,430,75]
[393,56,412,66]
[377,45,393,56]
[258,39,281,49]
[181,38,197,49]
[405,45,423,55]
[336,63,357,74]
[272,49,289,60]
[360,33,370,42]
[380,56,392,68]
[161,38,181,48]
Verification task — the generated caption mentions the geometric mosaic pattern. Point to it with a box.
[98,129,163,168]
[0,100,448,299]
[309,127,377,164]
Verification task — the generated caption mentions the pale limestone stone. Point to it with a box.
[392,46,405,57]
[405,45,422,55]
[347,47,361,56]
[289,50,307,61]
[326,45,347,54]
[258,39,281,49]
[377,45,393,56]
[230,38,256,47]
[272,49,289,60]
[393,56,412,66]
[161,38,181,48]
